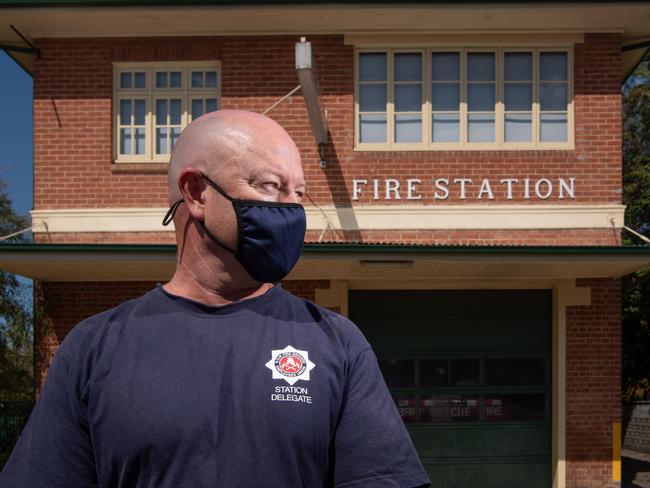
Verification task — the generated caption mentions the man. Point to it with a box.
[0,110,430,487]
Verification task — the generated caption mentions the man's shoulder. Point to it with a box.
[276,286,370,353]
[55,288,154,362]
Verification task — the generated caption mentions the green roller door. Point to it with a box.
[349,290,552,488]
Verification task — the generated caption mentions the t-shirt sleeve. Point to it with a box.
[0,351,98,488]
[333,347,431,488]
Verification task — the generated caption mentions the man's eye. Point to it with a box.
[263,182,280,191]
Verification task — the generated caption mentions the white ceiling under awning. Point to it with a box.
[2,3,650,74]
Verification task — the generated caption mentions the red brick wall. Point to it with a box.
[566,277,621,488]
[32,34,622,244]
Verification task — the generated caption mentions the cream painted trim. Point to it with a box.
[565,283,591,306]
[345,33,585,47]
[314,280,349,317]
[308,204,624,230]
[346,279,557,290]
[30,204,626,233]
[552,280,568,488]
[31,208,171,233]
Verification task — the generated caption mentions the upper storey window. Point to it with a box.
[355,48,572,150]
[113,62,220,163]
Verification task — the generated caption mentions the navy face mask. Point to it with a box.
[162,173,306,283]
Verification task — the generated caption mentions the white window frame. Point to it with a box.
[113,61,221,163]
[354,47,573,151]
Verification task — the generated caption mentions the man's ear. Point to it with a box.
[178,169,206,222]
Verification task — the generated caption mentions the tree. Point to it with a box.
[0,179,33,400]
[622,52,650,401]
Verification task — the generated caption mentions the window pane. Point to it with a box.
[395,114,422,143]
[505,83,532,111]
[134,72,146,88]
[156,99,168,124]
[206,98,218,113]
[170,99,182,125]
[120,72,132,89]
[432,113,460,142]
[171,127,182,149]
[505,113,532,142]
[205,71,217,88]
[540,83,567,110]
[468,83,495,111]
[485,358,546,386]
[431,52,459,81]
[359,84,387,112]
[120,128,132,154]
[468,114,495,142]
[420,359,449,387]
[170,71,182,88]
[505,52,532,81]
[484,394,546,422]
[394,53,421,82]
[134,99,146,125]
[468,52,495,81]
[540,113,567,142]
[135,128,146,155]
[359,53,387,82]
[394,84,421,112]
[156,72,168,88]
[156,128,168,154]
[451,359,479,386]
[540,52,568,81]
[378,359,414,387]
[119,99,132,125]
[432,83,459,111]
[191,71,203,88]
[192,99,203,120]
[359,114,386,143]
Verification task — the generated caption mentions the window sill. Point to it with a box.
[111,162,169,173]
[353,143,575,152]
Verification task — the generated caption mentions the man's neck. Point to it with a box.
[163,265,273,306]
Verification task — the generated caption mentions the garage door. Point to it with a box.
[349,290,552,488]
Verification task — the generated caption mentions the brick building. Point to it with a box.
[2,1,650,487]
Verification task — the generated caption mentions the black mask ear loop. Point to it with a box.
[162,176,237,254]
[162,199,184,226]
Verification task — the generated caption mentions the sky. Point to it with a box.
[1,50,34,299]
[0,50,33,219]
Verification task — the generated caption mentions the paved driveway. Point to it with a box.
[623,450,650,488]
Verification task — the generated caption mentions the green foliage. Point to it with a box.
[622,52,650,401]
[0,179,33,401]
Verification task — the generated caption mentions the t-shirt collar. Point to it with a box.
[150,282,281,317]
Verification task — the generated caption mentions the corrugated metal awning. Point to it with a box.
[1,243,649,282]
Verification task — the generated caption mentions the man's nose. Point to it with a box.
[279,191,302,204]
[278,188,301,203]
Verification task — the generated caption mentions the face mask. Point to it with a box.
[162,173,306,283]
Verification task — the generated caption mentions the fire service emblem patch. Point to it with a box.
[265,345,316,385]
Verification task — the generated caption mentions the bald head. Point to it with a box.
[168,110,301,202]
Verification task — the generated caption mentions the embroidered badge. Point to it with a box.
[265,345,316,385]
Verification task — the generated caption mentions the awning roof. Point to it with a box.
[2,1,649,77]
[1,243,649,282]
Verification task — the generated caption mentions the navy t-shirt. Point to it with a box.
[0,284,430,488]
